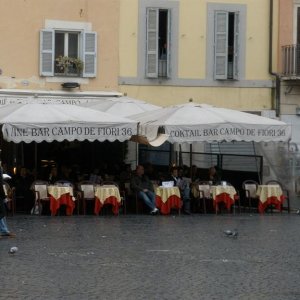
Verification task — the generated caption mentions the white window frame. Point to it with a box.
[214,10,239,80]
[146,8,171,78]
[55,31,81,58]
[293,2,300,44]
[40,20,97,78]
[207,3,246,82]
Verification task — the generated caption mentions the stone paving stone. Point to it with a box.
[1,214,300,300]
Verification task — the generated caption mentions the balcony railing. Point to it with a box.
[282,44,300,78]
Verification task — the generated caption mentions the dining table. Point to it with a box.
[94,185,121,215]
[155,186,182,215]
[210,185,238,213]
[47,185,75,216]
[256,184,285,213]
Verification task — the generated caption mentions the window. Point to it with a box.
[214,11,239,80]
[40,29,97,78]
[146,8,170,78]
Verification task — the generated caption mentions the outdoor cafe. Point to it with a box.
[0,101,292,217]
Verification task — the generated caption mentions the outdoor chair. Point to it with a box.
[77,181,95,215]
[242,180,259,212]
[124,182,142,214]
[193,181,212,213]
[265,180,290,213]
[31,180,50,215]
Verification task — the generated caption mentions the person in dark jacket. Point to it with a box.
[130,165,159,215]
[167,166,191,214]
[0,165,15,238]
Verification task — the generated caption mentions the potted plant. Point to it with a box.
[55,56,84,76]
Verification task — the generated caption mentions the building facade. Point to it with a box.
[0,0,122,170]
[0,0,296,205]
[0,0,120,95]
[119,0,274,111]
[278,0,300,202]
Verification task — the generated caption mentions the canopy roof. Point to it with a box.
[0,103,137,143]
[81,96,161,117]
[131,102,292,144]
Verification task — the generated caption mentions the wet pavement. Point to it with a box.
[1,213,300,300]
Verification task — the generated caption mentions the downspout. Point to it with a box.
[269,0,281,117]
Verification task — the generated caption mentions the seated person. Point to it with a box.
[130,165,159,215]
[89,168,102,184]
[167,166,191,215]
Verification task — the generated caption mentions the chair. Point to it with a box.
[3,181,15,216]
[265,180,290,213]
[124,182,142,214]
[242,180,259,212]
[30,180,50,215]
[194,181,212,214]
[77,181,95,215]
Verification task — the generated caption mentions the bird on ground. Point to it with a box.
[223,229,238,239]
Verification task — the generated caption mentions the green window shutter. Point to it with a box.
[233,12,240,80]
[83,31,97,78]
[146,8,159,78]
[214,11,228,80]
[40,29,54,76]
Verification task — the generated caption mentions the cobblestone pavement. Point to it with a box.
[1,213,300,300]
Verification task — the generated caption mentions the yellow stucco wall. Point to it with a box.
[119,85,272,110]
[119,0,276,110]
[0,0,120,91]
[120,0,274,80]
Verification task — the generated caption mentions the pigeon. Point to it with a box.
[223,229,238,239]
[9,246,18,254]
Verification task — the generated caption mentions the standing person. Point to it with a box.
[12,166,34,213]
[0,164,15,238]
[130,165,159,215]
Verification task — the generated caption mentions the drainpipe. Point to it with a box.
[269,0,281,117]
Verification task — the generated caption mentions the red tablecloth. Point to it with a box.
[256,185,286,214]
[258,195,286,214]
[94,196,120,215]
[155,186,182,215]
[155,195,182,215]
[49,194,75,216]
[213,193,237,212]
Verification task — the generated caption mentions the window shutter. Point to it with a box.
[233,12,240,80]
[166,9,171,78]
[40,29,54,76]
[146,8,159,78]
[214,11,228,80]
[83,31,97,78]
